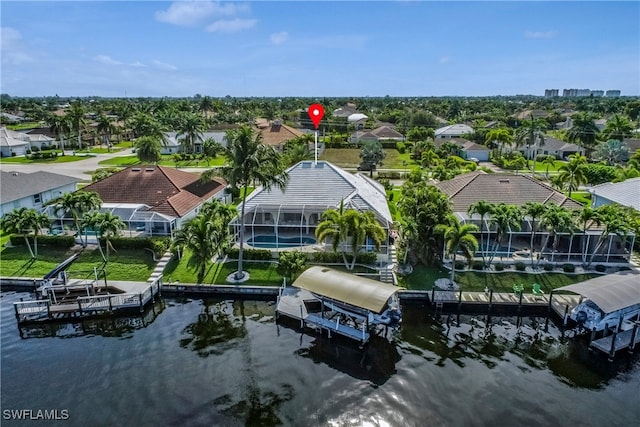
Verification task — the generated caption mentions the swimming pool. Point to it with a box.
[246,235,317,248]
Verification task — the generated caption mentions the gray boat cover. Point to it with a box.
[556,272,640,314]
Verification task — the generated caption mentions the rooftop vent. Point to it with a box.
[131,168,141,172]
[499,179,510,183]
[301,162,311,169]
[145,168,155,172]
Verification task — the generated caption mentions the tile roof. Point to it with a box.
[588,178,640,211]
[82,166,226,218]
[1,171,79,203]
[242,161,392,225]
[541,136,581,152]
[257,122,303,147]
[434,171,583,213]
[371,126,403,139]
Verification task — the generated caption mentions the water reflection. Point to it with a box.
[16,299,165,340]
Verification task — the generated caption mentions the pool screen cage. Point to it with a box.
[43,203,177,238]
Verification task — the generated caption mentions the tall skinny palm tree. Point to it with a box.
[566,112,599,159]
[54,191,102,246]
[488,203,522,264]
[49,114,71,154]
[0,207,50,258]
[172,215,217,283]
[540,204,574,262]
[521,202,548,267]
[515,114,547,174]
[67,102,86,150]
[586,205,630,268]
[83,211,125,262]
[177,113,206,154]
[436,215,479,285]
[557,154,587,197]
[202,125,289,281]
[574,206,600,267]
[468,200,494,267]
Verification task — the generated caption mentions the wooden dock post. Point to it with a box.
[457,289,463,312]
[562,304,569,327]
[13,301,20,322]
[589,327,597,346]
[517,291,523,314]
[138,294,143,312]
[488,289,493,315]
[608,330,618,362]
[629,322,639,354]
[77,299,83,315]
[431,288,435,307]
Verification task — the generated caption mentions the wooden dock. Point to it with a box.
[13,278,162,323]
[590,322,640,360]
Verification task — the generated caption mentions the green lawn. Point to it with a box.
[569,191,591,205]
[5,122,41,131]
[387,189,403,222]
[0,154,91,164]
[0,245,155,281]
[320,148,415,169]
[398,264,597,292]
[98,154,226,168]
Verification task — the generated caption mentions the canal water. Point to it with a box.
[1,291,639,427]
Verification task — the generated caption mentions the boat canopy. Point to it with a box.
[556,272,640,314]
[292,266,399,314]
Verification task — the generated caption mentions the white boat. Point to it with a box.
[570,299,640,331]
[558,272,640,332]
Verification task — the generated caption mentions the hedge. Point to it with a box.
[98,236,171,256]
[9,234,75,248]
[494,263,505,271]
[543,263,554,271]
[515,261,526,271]
[472,261,484,270]
[595,264,607,273]
[309,251,377,265]
[226,248,272,260]
[563,263,576,273]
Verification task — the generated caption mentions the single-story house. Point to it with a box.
[436,138,490,161]
[48,166,228,237]
[519,136,584,160]
[588,178,640,212]
[0,171,79,217]
[0,126,55,157]
[232,160,393,261]
[160,131,227,155]
[350,125,404,144]
[332,103,359,118]
[434,124,473,139]
[256,119,304,151]
[434,171,633,265]
[0,112,25,123]
[347,113,368,130]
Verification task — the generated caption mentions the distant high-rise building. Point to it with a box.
[545,89,559,97]
[605,90,621,97]
[591,90,604,97]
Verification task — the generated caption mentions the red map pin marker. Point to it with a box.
[308,104,325,129]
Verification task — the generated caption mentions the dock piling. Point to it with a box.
[608,330,618,362]
[629,322,639,354]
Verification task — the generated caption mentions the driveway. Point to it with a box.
[0,148,135,180]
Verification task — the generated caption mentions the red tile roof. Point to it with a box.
[83,166,226,217]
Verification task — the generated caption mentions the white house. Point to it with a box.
[0,126,55,157]
[434,124,474,139]
[160,131,227,155]
[0,171,79,216]
[588,178,640,212]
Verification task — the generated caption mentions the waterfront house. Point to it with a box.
[232,160,393,261]
[588,178,640,212]
[0,171,79,217]
[434,171,634,265]
[47,166,227,237]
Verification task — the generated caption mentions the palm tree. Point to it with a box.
[49,114,71,154]
[359,140,386,178]
[54,191,102,246]
[284,141,313,166]
[436,215,479,285]
[541,155,556,178]
[0,207,50,258]
[521,202,548,267]
[467,200,494,267]
[96,114,115,150]
[172,215,217,283]
[485,127,513,155]
[135,136,162,164]
[586,205,630,268]
[514,114,547,174]
[347,210,386,270]
[82,211,125,262]
[67,101,86,150]
[574,206,600,267]
[177,113,206,154]
[202,125,289,281]
[488,203,522,264]
[601,114,634,142]
[557,154,587,197]
[566,112,599,159]
[540,204,574,262]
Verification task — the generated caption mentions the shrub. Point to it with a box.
[377,171,402,179]
[309,251,341,263]
[396,141,406,154]
[563,263,575,273]
[595,264,607,273]
[226,248,272,260]
[377,178,393,192]
[454,260,465,270]
[494,263,505,271]
[9,234,75,248]
[472,260,484,270]
[543,263,554,271]
[30,145,41,152]
[515,261,526,271]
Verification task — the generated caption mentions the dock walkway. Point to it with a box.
[590,323,640,360]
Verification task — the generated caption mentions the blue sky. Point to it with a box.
[1,1,639,97]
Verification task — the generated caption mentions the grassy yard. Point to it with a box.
[320,148,416,169]
[0,245,156,281]
[0,154,91,164]
[398,264,597,292]
[568,191,591,205]
[5,122,41,131]
[98,154,226,168]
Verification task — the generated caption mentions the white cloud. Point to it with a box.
[206,18,257,33]
[270,32,289,45]
[439,56,450,64]
[155,1,250,27]
[525,30,557,39]
[152,60,177,71]
[130,61,146,67]
[1,27,34,65]
[94,55,122,65]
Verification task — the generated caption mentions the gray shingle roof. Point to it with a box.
[588,178,640,211]
[434,171,583,213]
[1,171,79,203]
[434,124,473,137]
[242,161,392,225]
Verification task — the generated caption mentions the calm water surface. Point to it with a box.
[1,291,639,427]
